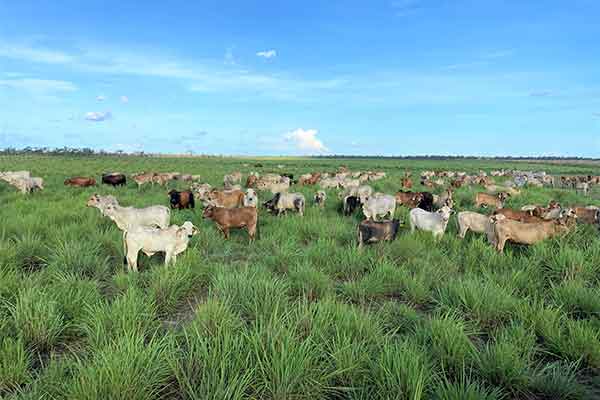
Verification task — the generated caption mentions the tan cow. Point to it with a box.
[490,210,576,252]
[206,189,245,208]
[475,192,508,209]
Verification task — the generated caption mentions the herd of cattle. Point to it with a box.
[1,166,599,271]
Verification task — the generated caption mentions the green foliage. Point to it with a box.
[1,155,600,398]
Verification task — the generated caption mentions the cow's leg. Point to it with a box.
[126,248,139,272]
[223,228,230,239]
[496,238,506,252]
[458,225,467,239]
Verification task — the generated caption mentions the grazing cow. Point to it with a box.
[132,172,156,188]
[457,211,496,244]
[86,194,119,216]
[244,189,258,208]
[576,182,590,196]
[395,191,423,208]
[224,172,242,189]
[401,177,413,189]
[206,189,245,208]
[494,208,544,223]
[357,219,401,248]
[246,174,259,188]
[409,206,453,239]
[485,184,520,196]
[417,192,434,212]
[202,206,258,241]
[299,172,321,185]
[168,190,195,210]
[475,192,508,209]
[64,176,96,187]
[0,171,30,183]
[433,189,453,210]
[343,195,362,216]
[101,202,171,231]
[124,221,198,272]
[362,194,396,221]
[340,185,373,203]
[490,210,576,252]
[314,190,327,208]
[574,207,599,224]
[264,192,306,216]
[8,177,44,194]
[102,173,126,187]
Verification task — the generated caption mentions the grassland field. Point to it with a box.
[0,154,599,400]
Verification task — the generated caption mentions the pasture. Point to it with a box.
[1,154,599,399]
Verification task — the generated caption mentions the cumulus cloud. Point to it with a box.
[284,128,328,153]
[120,95,129,103]
[85,111,112,122]
[96,95,105,101]
[256,49,277,59]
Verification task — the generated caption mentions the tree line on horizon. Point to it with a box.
[0,146,597,161]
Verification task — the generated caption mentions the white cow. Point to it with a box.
[87,194,170,231]
[86,194,119,216]
[9,177,44,194]
[457,211,496,244]
[103,203,171,232]
[409,206,453,239]
[362,194,396,221]
[244,188,258,208]
[124,221,199,271]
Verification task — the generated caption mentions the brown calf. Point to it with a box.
[64,176,96,187]
[202,206,258,241]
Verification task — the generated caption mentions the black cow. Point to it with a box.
[168,190,195,209]
[263,193,280,214]
[358,219,401,248]
[102,173,126,187]
[343,195,361,216]
[417,192,434,212]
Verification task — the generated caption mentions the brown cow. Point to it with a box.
[64,176,96,187]
[168,190,195,209]
[491,210,576,252]
[494,208,544,223]
[202,206,258,241]
[401,177,413,189]
[246,174,258,188]
[206,189,245,208]
[395,191,423,208]
[574,207,599,224]
[475,192,508,209]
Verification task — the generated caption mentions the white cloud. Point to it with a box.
[120,95,129,103]
[0,78,77,92]
[0,43,74,64]
[85,111,112,122]
[96,95,106,101]
[256,49,277,59]
[284,128,328,153]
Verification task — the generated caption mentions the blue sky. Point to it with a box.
[1,0,599,156]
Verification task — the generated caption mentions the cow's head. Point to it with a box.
[202,205,216,219]
[86,194,101,207]
[437,206,454,221]
[179,221,199,238]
